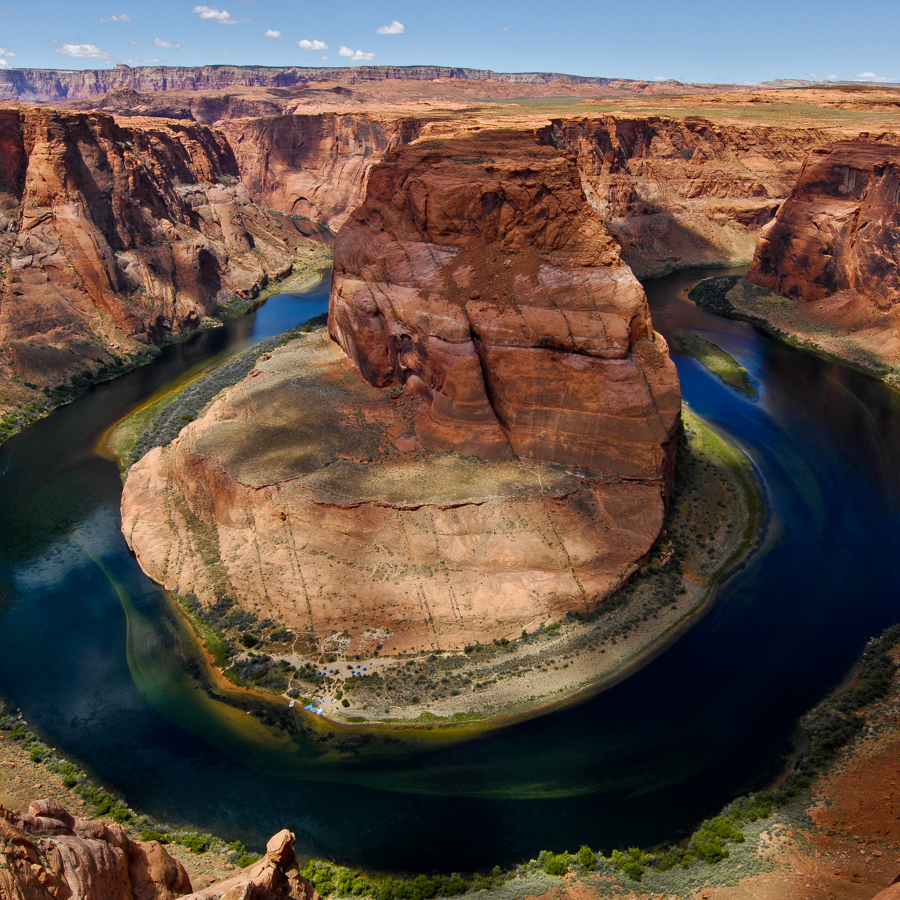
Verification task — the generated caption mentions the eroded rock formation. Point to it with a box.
[749,139,900,305]
[329,126,681,480]
[122,126,680,657]
[0,107,319,391]
[549,117,823,276]
[0,799,192,900]
[123,334,670,654]
[744,139,900,371]
[0,799,317,900]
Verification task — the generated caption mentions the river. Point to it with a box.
[0,267,898,873]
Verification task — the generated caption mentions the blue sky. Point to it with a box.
[0,0,898,85]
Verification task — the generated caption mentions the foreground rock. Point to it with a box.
[0,798,317,900]
[0,798,191,899]
[746,139,900,374]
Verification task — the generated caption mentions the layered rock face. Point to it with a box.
[217,114,422,230]
[123,127,680,655]
[0,107,317,389]
[0,799,317,900]
[743,139,900,371]
[123,335,670,653]
[749,140,900,305]
[329,126,681,481]
[549,117,824,276]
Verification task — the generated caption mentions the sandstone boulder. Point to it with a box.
[0,799,191,900]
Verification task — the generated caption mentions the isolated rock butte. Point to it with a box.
[747,139,900,368]
[329,126,681,481]
[0,799,317,900]
[0,106,317,389]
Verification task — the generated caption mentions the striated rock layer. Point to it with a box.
[548,116,824,277]
[218,112,819,273]
[217,114,423,231]
[123,126,680,656]
[0,64,750,104]
[0,106,318,390]
[746,139,900,370]
[0,799,318,900]
[329,126,681,481]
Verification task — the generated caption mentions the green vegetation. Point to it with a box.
[678,330,757,398]
[0,708,227,858]
[1,622,897,893]
[301,860,491,900]
[109,311,329,469]
[175,592,305,693]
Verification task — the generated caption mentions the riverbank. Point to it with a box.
[115,358,763,727]
[0,248,332,453]
[4,623,897,900]
[690,276,900,391]
[320,406,765,725]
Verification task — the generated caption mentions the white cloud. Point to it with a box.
[55,43,111,59]
[375,19,404,34]
[320,55,328,60]
[130,39,142,44]
[0,46,15,56]
[652,75,670,81]
[264,28,281,38]
[298,38,328,50]
[338,45,375,61]
[154,37,184,49]
[100,13,131,21]
[192,4,243,24]
[857,71,877,78]
[0,59,8,69]
[825,74,839,81]
[856,71,893,82]
[143,57,165,63]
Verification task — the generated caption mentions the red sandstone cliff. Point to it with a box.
[549,116,824,276]
[122,125,681,663]
[0,107,318,392]
[217,114,422,230]
[739,138,900,374]
[329,125,681,481]
[749,139,900,305]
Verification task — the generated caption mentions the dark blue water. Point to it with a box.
[0,267,898,873]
